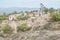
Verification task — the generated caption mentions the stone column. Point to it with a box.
[9,21,17,34]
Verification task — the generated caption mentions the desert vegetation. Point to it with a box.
[50,12,60,21]
[0,6,60,40]
[2,25,11,33]
[17,15,29,20]
[17,23,31,31]
[0,14,7,22]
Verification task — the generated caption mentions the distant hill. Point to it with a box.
[0,7,38,13]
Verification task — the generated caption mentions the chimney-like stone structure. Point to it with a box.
[39,3,45,16]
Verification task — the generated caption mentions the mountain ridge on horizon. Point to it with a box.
[0,7,39,13]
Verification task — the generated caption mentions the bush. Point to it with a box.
[17,16,21,20]
[0,26,2,31]
[17,16,29,20]
[2,25,11,32]
[49,8,55,13]
[17,23,30,31]
[50,13,60,21]
[0,14,7,23]
[44,8,48,14]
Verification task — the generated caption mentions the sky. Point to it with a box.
[0,0,60,8]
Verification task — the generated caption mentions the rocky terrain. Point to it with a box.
[0,12,60,40]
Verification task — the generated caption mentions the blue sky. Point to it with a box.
[0,0,60,8]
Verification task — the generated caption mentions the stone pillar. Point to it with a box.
[39,3,45,16]
[9,21,17,34]
[13,25,17,33]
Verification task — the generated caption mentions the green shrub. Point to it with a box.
[17,16,21,20]
[0,16,6,20]
[50,13,60,21]
[44,8,48,14]
[17,16,29,20]
[0,14,7,23]
[17,23,29,31]
[49,8,55,13]
[0,26,2,31]
[2,25,10,32]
